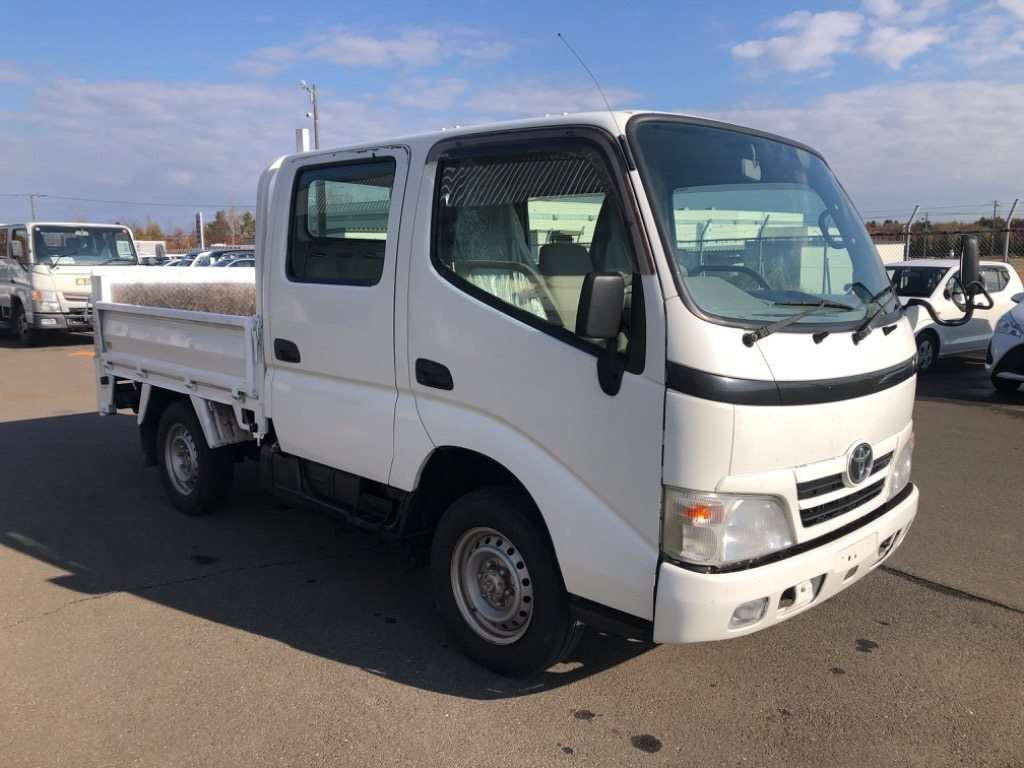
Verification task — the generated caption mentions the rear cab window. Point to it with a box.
[288,158,396,286]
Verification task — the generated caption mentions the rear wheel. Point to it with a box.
[431,487,581,677]
[915,331,938,374]
[992,375,1021,394]
[11,302,34,347]
[156,401,233,515]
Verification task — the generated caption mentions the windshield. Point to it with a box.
[886,266,949,298]
[31,226,138,266]
[629,119,892,328]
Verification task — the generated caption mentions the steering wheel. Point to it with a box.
[689,264,771,291]
[818,210,846,249]
[460,260,563,325]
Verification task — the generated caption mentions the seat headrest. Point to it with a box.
[538,243,593,276]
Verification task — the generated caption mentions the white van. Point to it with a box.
[92,112,987,676]
[0,222,139,344]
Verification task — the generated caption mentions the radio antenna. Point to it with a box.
[557,32,623,135]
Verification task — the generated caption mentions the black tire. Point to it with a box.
[430,486,580,677]
[156,400,233,515]
[915,331,938,374]
[11,302,34,347]
[992,375,1021,394]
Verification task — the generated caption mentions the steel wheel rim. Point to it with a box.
[450,526,534,645]
[164,424,199,496]
[917,337,934,370]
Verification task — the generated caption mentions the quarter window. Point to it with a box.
[980,267,1009,293]
[288,158,396,285]
[432,145,637,344]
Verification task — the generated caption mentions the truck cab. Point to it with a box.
[0,221,138,344]
[95,112,945,676]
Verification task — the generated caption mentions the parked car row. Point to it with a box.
[164,247,255,268]
[887,258,1024,392]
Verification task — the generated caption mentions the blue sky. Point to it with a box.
[1,0,1022,228]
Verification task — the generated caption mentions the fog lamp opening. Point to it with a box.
[729,597,768,629]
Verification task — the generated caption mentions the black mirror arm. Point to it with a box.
[596,341,625,396]
[904,280,993,327]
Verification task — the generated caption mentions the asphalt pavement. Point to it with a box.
[1,333,1021,767]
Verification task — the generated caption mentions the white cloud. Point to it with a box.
[0,59,27,83]
[390,78,468,110]
[465,81,640,116]
[705,81,1024,214]
[732,11,864,72]
[236,26,511,77]
[864,24,947,68]
[864,0,948,24]
[0,78,416,225]
[997,0,1024,21]
[957,6,1024,66]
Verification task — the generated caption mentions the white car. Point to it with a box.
[887,259,1024,373]
[987,292,1024,393]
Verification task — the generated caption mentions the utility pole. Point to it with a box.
[299,81,320,149]
[992,200,1000,258]
[29,193,38,220]
[1003,198,1019,263]
[903,204,919,260]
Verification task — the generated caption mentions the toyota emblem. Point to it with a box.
[846,442,874,485]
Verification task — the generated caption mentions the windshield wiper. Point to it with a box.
[743,299,855,347]
[851,284,899,344]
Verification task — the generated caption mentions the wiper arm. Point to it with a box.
[743,299,855,347]
[851,285,899,344]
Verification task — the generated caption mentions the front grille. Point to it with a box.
[800,480,885,526]
[796,452,893,501]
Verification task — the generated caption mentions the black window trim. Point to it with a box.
[427,127,649,375]
[286,154,398,287]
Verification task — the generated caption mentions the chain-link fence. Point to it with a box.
[872,229,1024,262]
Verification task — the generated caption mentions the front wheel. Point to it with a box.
[992,375,1021,394]
[11,302,34,347]
[156,400,233,515]
[915,332,938,374]
[430,487,581,677]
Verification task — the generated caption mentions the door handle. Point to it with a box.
[274,338,301,364]
[415,358,453,390]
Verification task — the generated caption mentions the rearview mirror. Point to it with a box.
[10,240,23,260]
[1013,292,1024,304]
[576,272,625,340]
[960,235,980,295]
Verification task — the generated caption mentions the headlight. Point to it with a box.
[662,488,794,567]
[32,289,62,313]
[995,313,1024,339]
[891,432,914,496]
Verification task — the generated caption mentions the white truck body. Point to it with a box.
[94,111,920,671]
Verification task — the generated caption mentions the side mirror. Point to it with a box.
[11,240,23,260]
[960,235,980,296]
[576,272,626,397]
[576,272,625,339]
[1012,292,1024,304]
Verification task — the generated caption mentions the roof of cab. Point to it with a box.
[0,221,131,229]
[276,110,825,165]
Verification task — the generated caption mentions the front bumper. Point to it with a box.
[32,311,93,331]
[986,334,1024,380]
[652,483,918,643]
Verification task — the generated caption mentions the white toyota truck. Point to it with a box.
[93,112,987,676]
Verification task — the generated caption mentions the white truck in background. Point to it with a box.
[93,112,988,677]
[0,221,139,345]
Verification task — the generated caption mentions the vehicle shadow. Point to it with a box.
[0,412,651,700]
[0,330,93,349]
[915,356,1024,408]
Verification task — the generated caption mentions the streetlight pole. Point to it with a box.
[299,81,320,150]
[29,193,39,220]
